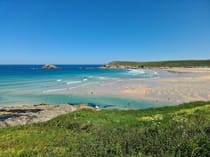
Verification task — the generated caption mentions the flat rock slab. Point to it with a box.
[0,104,92,128]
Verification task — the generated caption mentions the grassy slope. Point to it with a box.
[107,60,210,67]
[0,101,210,157]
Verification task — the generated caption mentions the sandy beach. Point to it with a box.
[1,67,209,127]
[121,67,210,104]
[70,67,210,105]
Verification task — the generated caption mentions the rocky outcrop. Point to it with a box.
[0,104,93,128]
[41,64,59,70]
[101,63,144,69]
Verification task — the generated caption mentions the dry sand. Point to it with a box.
[76,67,210,104]
[122,67,210,103]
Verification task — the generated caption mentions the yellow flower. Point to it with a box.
[138,114,163,122]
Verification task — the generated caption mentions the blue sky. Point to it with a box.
[0,0,210,64]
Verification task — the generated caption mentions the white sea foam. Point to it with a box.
[56,79,62,82]
[127,69,145,75]
[66,81,82,85]
[67,82,97,90]
[42,88,66,93]
[99,76,105,80]
[83,78,88,81]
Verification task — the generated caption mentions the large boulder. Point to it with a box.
[41,64,59,70]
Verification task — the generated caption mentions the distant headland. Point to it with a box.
[102,59,210,69]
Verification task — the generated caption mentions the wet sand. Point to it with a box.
[71,67,210,104]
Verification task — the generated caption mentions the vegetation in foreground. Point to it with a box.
[106,60,210,68]
[0,101,210,157]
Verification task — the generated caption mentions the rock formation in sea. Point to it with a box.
[41,64,59,70]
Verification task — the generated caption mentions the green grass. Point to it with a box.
[106,60,210,68]
[0,101,210,156]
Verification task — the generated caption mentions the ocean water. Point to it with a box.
[0,65,162,109]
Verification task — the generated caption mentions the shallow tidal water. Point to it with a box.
[0,65,166,109]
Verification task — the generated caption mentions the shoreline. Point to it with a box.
[1,67,210,127]
[1,67,210,106]
[71,67,210,104]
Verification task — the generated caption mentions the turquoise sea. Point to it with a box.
[0,65,164,109]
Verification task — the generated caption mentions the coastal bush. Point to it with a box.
[0,101,210,157]
[107,60,210,68]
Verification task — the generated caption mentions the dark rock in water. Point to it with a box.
[41,64,59,70]
[88,103,99,109]
[103,105,116,108]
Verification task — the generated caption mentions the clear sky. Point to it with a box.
[0,0,210,64]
